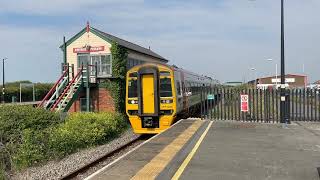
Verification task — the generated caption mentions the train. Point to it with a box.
[126,63,217,134]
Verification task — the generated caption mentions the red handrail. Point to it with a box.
[50,67,83,111]
[38,69,69,107]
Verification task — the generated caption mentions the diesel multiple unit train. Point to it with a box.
[126,63,216,134]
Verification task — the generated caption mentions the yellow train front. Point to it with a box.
[126,63,214,134]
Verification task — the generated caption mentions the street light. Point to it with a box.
[2,58,7,103]
[250,0,287,123]
[250,67,257,87]
[280,0,287,124]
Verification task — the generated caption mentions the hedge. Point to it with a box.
[0,105,128,179]
[48,112,127,157]
[0,81,53,103]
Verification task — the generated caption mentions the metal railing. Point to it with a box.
[200,87,320,123]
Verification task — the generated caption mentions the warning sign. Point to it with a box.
[241,94,249,112]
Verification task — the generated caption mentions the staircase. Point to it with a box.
[38,65,86,112]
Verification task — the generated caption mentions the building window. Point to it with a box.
[78,54,112,77]
[80,98,92,112]
[91,55,112,77]
[78,54,89,67]
[127,58,144,69]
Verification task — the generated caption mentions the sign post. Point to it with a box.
[240,94,249,112]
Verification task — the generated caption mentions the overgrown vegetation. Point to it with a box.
[0,81,53,103]
[107,41,128,113]
[0,105,127,179]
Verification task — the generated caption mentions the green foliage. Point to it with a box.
[108,41,128,113]
[13,129,51,169]
[0,81,53,103]
[0,146,10,180]
[0,105,61,145]
[111,41,128,79]
[0,105,127,172]
[100,80,126,113]
[0,105,60,174]
[49,112,127,157]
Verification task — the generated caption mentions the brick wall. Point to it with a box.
[68,87,115,113]
[92,88,115,112]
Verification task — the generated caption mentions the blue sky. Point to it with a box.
[0,0,319,83]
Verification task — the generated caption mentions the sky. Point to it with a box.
[0,0,319,83]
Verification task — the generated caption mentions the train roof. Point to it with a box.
[128,63,217,84]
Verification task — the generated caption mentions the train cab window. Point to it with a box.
[160,71,171,77]
[129,72,137,77]
[160,78,172,97]
[128,78,138,98]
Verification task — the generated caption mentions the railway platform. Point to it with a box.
[85,120,320,180]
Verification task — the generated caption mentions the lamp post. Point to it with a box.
[250,0,287,123]
[250,67,257,88]
[280,0,287,124]
[2,58,7,103]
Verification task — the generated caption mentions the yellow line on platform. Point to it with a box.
[172,121,213,180]
[131,120,204,180]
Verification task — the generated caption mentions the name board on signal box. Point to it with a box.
[73,46,105,53]
[241,94,249,112]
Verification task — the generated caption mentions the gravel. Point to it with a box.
[74,139,145,180]
[10,129,139,180]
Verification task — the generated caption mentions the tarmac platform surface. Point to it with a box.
[86,120,320,180]
[179,121,320,180]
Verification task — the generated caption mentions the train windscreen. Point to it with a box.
[128,79,138,98]
[160,78,172,97]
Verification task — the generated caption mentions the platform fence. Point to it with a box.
[200,87,320,123]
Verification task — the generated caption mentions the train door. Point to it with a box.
[138,66,160,128]
[141,74,155,114]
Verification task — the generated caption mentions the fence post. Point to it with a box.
[285,89,290,124]
[210,86,213,120]
[200,85,203,119]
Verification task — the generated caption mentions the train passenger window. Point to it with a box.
[128,79,138,98]
[160,71,171,77]
[176,81,181,95]
[160,78,172,97]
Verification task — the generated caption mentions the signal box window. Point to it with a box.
[77,54,112,77]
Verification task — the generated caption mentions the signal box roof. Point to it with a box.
[61,26,168,63]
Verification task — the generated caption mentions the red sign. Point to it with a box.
[241,94,249,112]
[73,46,105,53]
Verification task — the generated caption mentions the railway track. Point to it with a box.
[60,135,151,180]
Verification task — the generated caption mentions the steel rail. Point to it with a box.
[59,136,144,180]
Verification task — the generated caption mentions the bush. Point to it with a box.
[49,112,127,157]
[0,105,128,173]
[13,128,52,169]
[0,145,10,180]
[0,105,61,146]
[0,105,61,170]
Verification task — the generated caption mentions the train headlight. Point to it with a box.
[128,100,138,104]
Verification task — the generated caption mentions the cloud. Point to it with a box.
[0,0,320,83]
[0,0,143,15]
